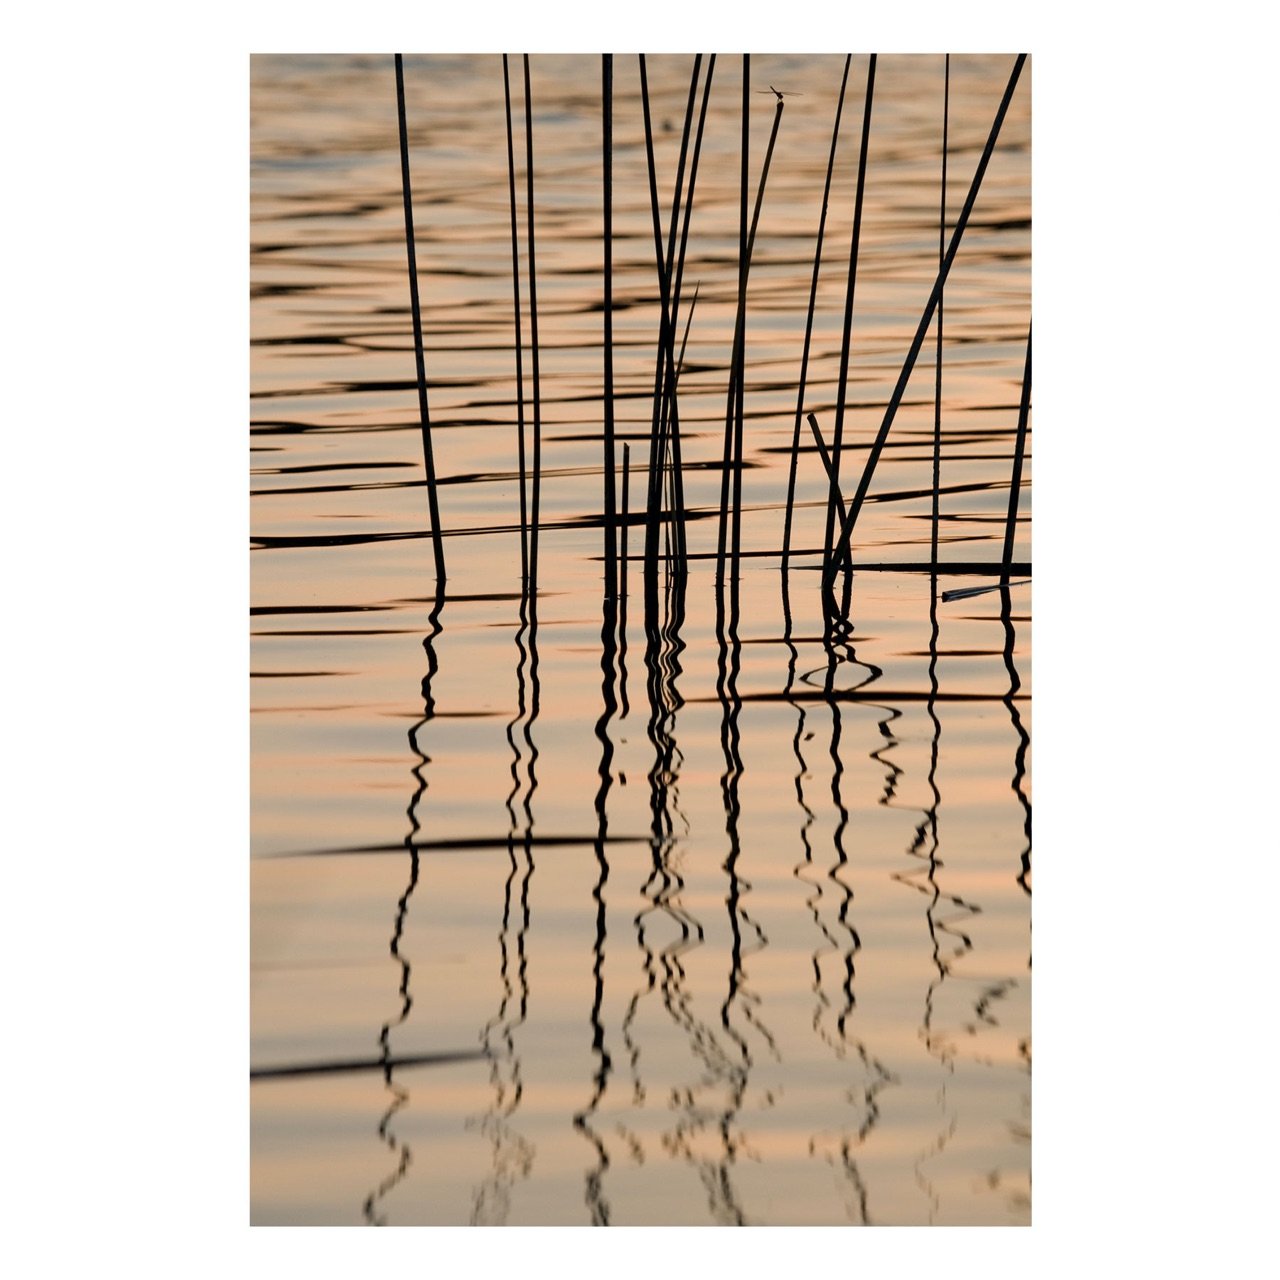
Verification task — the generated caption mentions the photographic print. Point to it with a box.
[250,51,1031,1226]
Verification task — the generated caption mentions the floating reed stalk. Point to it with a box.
[821,53,876,588]
[1001,324,1032,575]
[931,54,950,569]
[826,53,1027,588]
[393,53,446,584]
[602,55,617,602]
[502,54,529,586]
[781,55,852,573]
[522,55,543,595]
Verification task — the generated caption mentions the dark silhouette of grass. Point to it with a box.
[639,54,701,615]
[501,55,529,587]
[1002,324,1032,577]
[932,54,950,570]
[825,53,1027,590]
[807,412,848,529]
[781,55,852,575]
[821,54,877,591]
[602,55,617,604]
[717,56,787,599]
[666,58,716,564]
[393,54,446,584]
[715,57,750,597]
[522,55,543,596]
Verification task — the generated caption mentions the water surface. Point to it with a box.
[250,52,1031,1226]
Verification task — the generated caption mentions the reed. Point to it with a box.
[781,55,852,574]
[636,55,667,607]
[717,56,782,598]
[602,55,617,602]
[931,55,950,570]
[714,58,749,592]
[806,412,848,529]
[638,55,701,611]
[825,53,1027,588]
[730,85,786,596]
[502,55,529,586]
[661,281,700,568]
[821,54,876,589]
[662,56,715,567]
[1001,324,1032,575]
[522,55,543,596]
[393,53,446,584]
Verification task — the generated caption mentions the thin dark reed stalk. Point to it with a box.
[931,54,950,569]
[806,412,847,528]
[675,283,698,383]
[393,54,446,584]
[602,55,617,603]
[501,55,529,586]
[636,54,669,580]
[821,54,876,586]
[1001,324,1032,575]
[826,54,1027,588]
[781,55,852,574]
[662,59,701,323]
[670,62,715,327]
[522,55,543,594]
[716,62,788,601]
[716,56,751,593]
[728,84,784,594]
[662,56,714,565]
[639,55,700,609]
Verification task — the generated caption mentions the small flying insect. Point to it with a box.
[757,85,804,102]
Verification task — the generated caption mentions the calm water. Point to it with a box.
[250,52,1031,1226]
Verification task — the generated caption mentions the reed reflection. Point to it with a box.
[362,587,444,1226]
[803,578,899,1219]
[1001,585,1032,898]
[469,583,539,1224]
[624,560,702,1099]
[572,528,622,1226]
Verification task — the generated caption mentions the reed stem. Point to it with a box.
[1001,324,1032,575]
[826,54,1027,589]
[639,55,700,609]
[716,56,751,591]
[931,55,950,570]
[502,55,529,587]
[522,55,543,595]
[662,56,714,567]
[806,412,848,528]
[781,55,852,574]
[821,54,876,585]
[602,55,617,602]
[393,54,446,584]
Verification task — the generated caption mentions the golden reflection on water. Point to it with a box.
[251,52,1030,1225]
